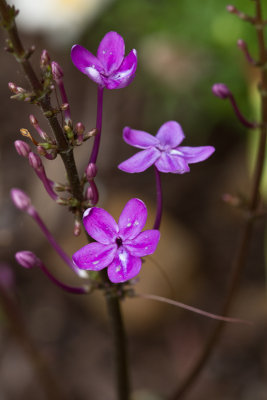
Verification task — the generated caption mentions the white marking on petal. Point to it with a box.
[126,222,132,227]
[170,149,184,156]
[134,221,139,226]
[83,208,92,218]
[92,260,99,265]
[115,266,121,272]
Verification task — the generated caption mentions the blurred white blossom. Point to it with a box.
[12,0,114,45]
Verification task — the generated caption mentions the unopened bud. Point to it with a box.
[226,5,236,13]
[237,39,246,50]
[29,114,38,126]
[10,188,32,211]
[29,152,43,171]
[14,140,31,157]
[8,82,17,93]
[40,50,51,68]
[61,103,69,111]
[212,83,231,99]
[74,219,81,236]
[15,251,39,269]
[51,61,64,82]
[75,122,85,135]
[86,163,97,180]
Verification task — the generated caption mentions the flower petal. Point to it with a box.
[83,207,118,244]
[118,147,160,173]
[123,126,159,149]
[97,31,125,75]
[155,153,190,174]
[178,146,215,164]
[103,49,137,89]
[118,198,147,240]
[107,248,142,283]
[124,230,160,257]
[156,121,185,148]
[72,242,117,271]
[71,45,104,85]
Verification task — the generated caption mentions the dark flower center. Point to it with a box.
[116,237,123,247]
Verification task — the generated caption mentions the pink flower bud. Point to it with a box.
[14,140,31,157]
[75,122,85,135]
[28,152,43,171]
[40,50,51,68]
[237,39,246,50]
[8,82,17,93]
[51,61,64,82]
[15,251,39,269]
[10,188,32,211]
[212,83,231,99]
[29,114,38,126]
[86,163,97,180]
[226,5,236,13]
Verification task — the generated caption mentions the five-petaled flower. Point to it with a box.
[118,121,215,174]
[72,198,160,283]
[71,31,137,89]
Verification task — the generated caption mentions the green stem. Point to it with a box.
[170,1,267,399]
[105,291,130,400]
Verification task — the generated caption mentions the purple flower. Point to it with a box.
[118,121,215,174]
[71,31,137,90]
[72,198,160,283]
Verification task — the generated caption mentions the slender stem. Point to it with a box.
[0,286,67,400]
[105,292,130,400]
[90,86,104,164]
[153,166,163,230]
[39,262,89,294]
[135,293,252,325]
[170,2,267,399]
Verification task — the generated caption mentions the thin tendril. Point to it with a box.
[134,293,252,325]
[147,255,175,299]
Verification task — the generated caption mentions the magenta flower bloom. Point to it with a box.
[72,198,160,283]
[118,121,215,174]
[71,31,137,90]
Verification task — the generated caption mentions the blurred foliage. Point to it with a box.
[78,0,266,141]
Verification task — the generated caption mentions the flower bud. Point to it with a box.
[8,82,17,93]
[226,5,236,13]
[86,163,97,180]
[75,122,85,135]
[15,251,39,269]
[29,114,38,126]
[10,188,32,211]
[51,61,64,83]
[212,83,231,99]
[28,152,43,171]
[40,50,51,68]
[14,140,31,157]
[237,39,246,50]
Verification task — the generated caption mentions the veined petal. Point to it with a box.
[83,207,119,244]
[97,31,125,75]
[124,230,160,257]
[118,147,160,173]
[71,45,104,77]
[103,49,137,89]
[156,121,185,148]
[72,242,117,271]
[123,126,159,149]
[107,248,142,283]
[118,198,147,240]
[155,152,190,174]
[178,146,215,164]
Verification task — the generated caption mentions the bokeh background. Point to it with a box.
[0,0,267,399]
